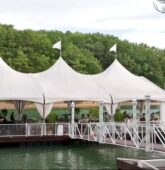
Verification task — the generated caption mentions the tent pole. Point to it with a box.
[18,100,21,118]
[132,99,137,123]
[99,101,104,143]
[145,95,151,152]
[71,101,75,138]
[42,94,46,135]
[160,102,165,124]
[132,99,138,145]
[109,94,114,122]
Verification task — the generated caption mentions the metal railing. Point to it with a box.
[1,122,165,152]
[74,123,99,141]
[0,123,69,137]
[73,122,165,152]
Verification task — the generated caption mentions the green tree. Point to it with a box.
[0,23,164,88]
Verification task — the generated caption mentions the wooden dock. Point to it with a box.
[117,158,165,170]
[0,135,70,144]
[1,122,165,153]
[117,158,143,170]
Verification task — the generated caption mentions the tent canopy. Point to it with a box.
[94,59,165,102]
[33,57,110,103]
[0,58,43,103]
[0,57,165,104]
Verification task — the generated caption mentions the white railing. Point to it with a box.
[74,123,99,141]
[73,122,165,152]
[1,122,165,152]
[0,124,26,137]
[0,123,69,137]
[104,122,165,151]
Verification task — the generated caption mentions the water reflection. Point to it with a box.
[0,143,165,169]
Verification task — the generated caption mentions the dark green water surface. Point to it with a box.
[0,143,165,169]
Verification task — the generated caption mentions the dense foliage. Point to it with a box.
[0,24,164,88]
[89,107,99,120]
[114,109,125,122]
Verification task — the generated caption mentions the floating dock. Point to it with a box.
[117,158,165,170]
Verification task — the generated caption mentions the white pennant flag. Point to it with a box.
[109,44,117,52]
[53,40,61,50]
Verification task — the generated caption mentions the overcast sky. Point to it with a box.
[0,0,165,49]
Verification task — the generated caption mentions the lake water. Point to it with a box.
[0,143,165,169]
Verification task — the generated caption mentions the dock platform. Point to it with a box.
[117,158,165,170]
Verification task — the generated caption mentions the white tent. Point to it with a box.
[0,58,43,103]
[0,56,165,105]
[93,59,165,103]
[33,57,110,104]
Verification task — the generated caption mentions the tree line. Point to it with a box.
[0,24,165,88]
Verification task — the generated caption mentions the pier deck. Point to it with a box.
[1,122,165,153]
[0,135,70,144]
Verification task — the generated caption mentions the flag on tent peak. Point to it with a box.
[53,40,61,50]
[109,44,117,53]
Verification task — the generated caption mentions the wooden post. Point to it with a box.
[145,95,151,152]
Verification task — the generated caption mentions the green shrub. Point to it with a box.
[75,107,80,120]
[46,112,57,123]
[0,109,8,118]
[75,108,80,114]
[114,109,124,122]
[89,107,99,119]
